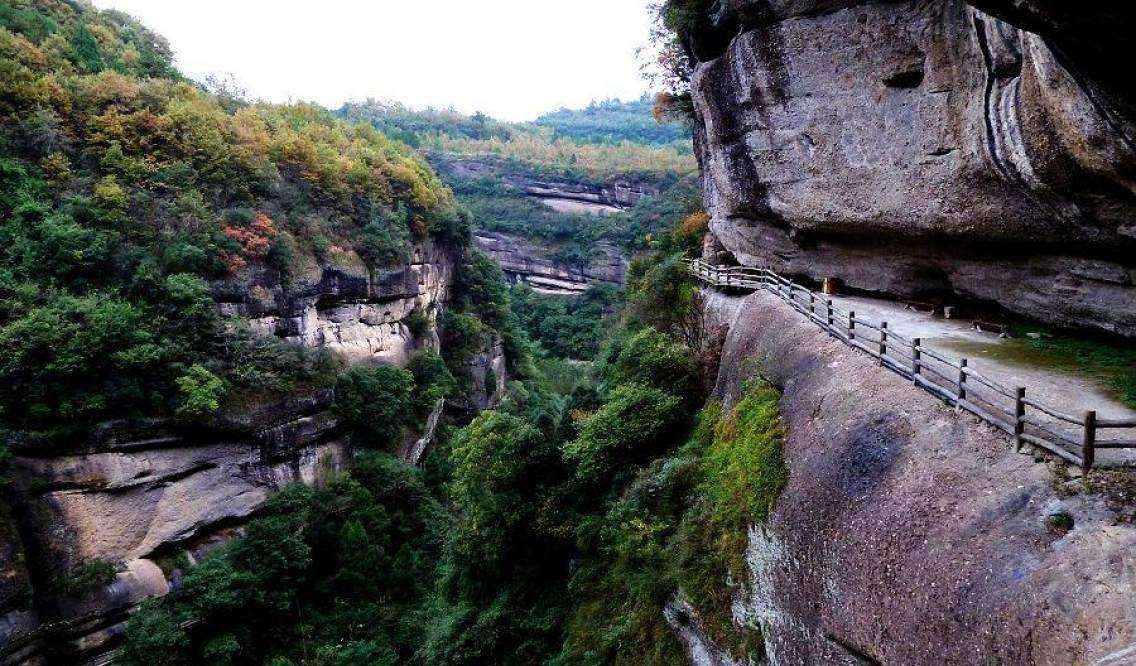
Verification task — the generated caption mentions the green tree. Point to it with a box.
[70,22,105,72]
[333,366,415,448]
[175,365,226,419]
[408,350,457,417]
[565,383,683,491]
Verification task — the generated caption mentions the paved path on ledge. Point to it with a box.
[825,293,1136,466]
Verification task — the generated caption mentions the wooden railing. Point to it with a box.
[688,259,1136,470]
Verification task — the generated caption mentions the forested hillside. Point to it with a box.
[338,99,702,360]
[0,0,469,442]
[533,96,691,146]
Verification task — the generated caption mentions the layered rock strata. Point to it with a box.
[0,241,474,664]
[690,0,1136,335]
[475,231,627,294]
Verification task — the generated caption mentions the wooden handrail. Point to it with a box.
[685,258,1136,468]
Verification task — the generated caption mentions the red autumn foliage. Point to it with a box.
[222,212,277,274]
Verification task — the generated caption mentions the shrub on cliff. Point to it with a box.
[565,383,684,491]
[599,326,700,408]
[174,365,226,419]
[408,350,458,417]
[558,381,784,665]
[333,366,416,449]
[120,454,445,665]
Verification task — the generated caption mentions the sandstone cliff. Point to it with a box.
[435,155,660,214]
[705,290,1136,664]
[0,240,507,664]
[688,0,1136,336]
[475,231,627,295]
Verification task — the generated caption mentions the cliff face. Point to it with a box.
[475,231,627,294]
[436,156,660,213]
[690,0,1136,336]
[706,290,1136,664]
[215,240,454,364]
[0,242,471,664]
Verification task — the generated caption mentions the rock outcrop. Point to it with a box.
[475,231,627,295]
[435,156,660,213]
[1,242,462,664]
[215,240,453,365]
[461,336,508,413]
[706,289,1136,664]
[689,0,1136,336]
[7,395,345,663]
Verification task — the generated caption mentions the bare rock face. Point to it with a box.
[5,393,347,662]
[664,596,748,666]
[690,0,1136,336]
[0,501,39,666]
[461,336,508,413]
[475,231,627,295]
[707,290,1136,664]
[215,240,454,364]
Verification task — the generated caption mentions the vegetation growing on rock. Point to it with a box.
[0,0,464,440]
[120,211,782,664]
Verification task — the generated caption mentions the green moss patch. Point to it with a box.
[945,333,1136,409]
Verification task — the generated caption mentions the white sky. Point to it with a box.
[90,0,656,121]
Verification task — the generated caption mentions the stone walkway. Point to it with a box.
[825,293,1136,466]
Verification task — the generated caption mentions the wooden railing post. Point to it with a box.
[1082,410,1096,471]
[826,299,834,328]
[957,359,968,406]
[849,312,856,340]
[879,322,888,363]
[1014,387,1025,452]
[912,338,921,384]
[809,291,816,316]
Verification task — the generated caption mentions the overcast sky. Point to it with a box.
[90,0,656,121]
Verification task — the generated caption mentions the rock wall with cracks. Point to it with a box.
[704,289,1136,664]
[690,0,1136,336]
[475,231,627,295]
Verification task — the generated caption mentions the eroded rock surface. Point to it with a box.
[215,240,453,364]
[475,231,627,294]
[707,289,1136,664]
[1,243,462,664]
[690,0,1136,335]
[6,393,347,662]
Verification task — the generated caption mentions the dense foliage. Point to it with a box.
[510,283,620,360]
[0,0,464,438]
[339,89,699,290]
[339,99,695,183]
[123,214,785,665]
[532,96,690,146]
[13,4,786,664]
[118,453,447,666]
[338,100,513,147]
